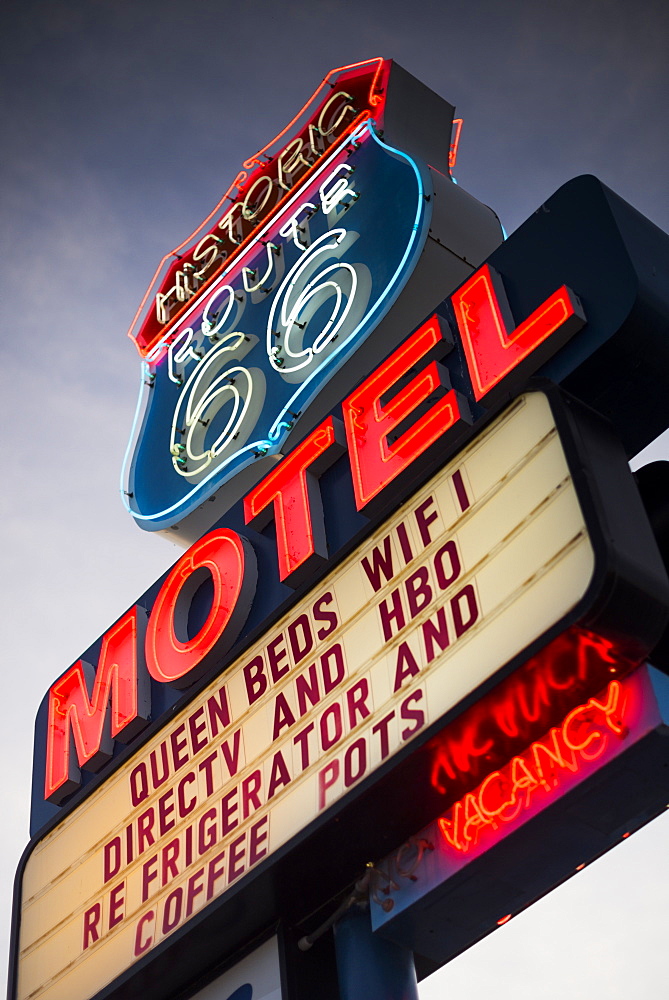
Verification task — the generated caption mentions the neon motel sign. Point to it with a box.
[11,60,669,1000]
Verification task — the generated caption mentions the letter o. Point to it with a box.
[344,737,366,787]
[434,540,461,591]
[320,703,343,751]
[146,529,257,688]
[162,887,183,934]
[242,175,275,221]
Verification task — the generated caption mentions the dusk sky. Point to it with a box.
[2,1,669,997]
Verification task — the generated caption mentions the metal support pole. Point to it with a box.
[333,903,419,1000]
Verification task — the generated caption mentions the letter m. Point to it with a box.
[45,607,150,804]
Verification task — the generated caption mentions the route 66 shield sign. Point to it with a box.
[121,60,502,542]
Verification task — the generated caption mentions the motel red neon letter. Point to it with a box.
[243,417,345,586]
[452,263,586,402]
[342,315,464,510]
[145,528,256,688]
[45,606,149,804]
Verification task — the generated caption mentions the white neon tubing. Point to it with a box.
[171,333,253,477]
[277,263,358,373]
[319,164,355,215]
[279,202,317,251]
[266,228,350,373]
[200,285,236,339]
[241,242,278,294]
[177,366,254,479]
